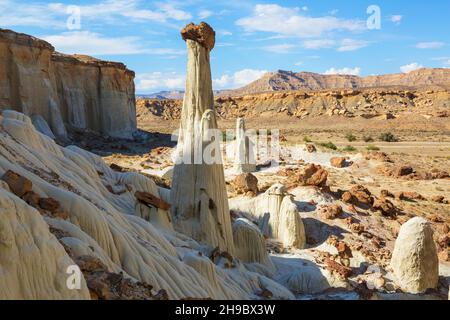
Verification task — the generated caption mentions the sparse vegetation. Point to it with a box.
[345,133,357,142]
[366,144,380,151]
[319,142,337,150]
[343,145,357,152]
[363,135,374,142]
[379,132,398,142]
[303,135,312,143]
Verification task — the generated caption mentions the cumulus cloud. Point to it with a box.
[400,63,424,73]
[135,72,185,92]
[236,4,365,38]
[42,31,184,56]
[324,67,361,76]
[213,69,268,89]
[0,0,192,28]
[416,42,445,49]
[337,39,369,52]
[390,15,402,25]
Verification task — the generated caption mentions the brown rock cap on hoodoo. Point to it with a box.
[181,22,215,51]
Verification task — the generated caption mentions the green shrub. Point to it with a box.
[303,135,312,143]
[319,142,337,150]
[366,144,380,151]
[363,135,374,142]
[343,145,357,152]
[379,132,398,142]
[345,133,357,142]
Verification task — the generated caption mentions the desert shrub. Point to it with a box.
[345,133,357,142]
[343,145,357,152]
[366,144,380,151]
[379,132,398,142]
[363,135,374,142]
[319,142,337,150]
[303,135,312,143]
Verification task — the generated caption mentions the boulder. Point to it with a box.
[299,164,328,187]
[234,173,258,195]
[330,157,346,168]
[39,197,60,213]
[395,166,413,177]
[372,198,397,217]
[391,217,439,293]
[1,170,32,197]
[317,204,343,220]
[306,144,317,153]
[342,185,373,206]
[135,191,171,210]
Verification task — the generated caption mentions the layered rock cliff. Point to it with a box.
[0,29,136,139]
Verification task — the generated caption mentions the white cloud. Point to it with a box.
[198,9,213,19]
[213,69,268,89]
[303,39,335,49]
[42,31,184,56]
[264,44,296,53]
[324,67,361,76]
[416,42,445,49]
[218,30,233,36]
[295,61,303,66]
[390,15,402,25]
[157,3,191,21]
[337,39,369,52]
[236,4,365,38]
[136,72,185,92]
[0,0,191,29]
[400,63,424,73]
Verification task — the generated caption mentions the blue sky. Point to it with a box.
[1,0,449,93]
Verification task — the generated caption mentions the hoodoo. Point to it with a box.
[234,117,256,173]
[170,23,235,254]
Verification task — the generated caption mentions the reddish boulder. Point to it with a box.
[39,197,61,213]
[299,164,328,187]
[372,197,397,217]
[234,173,258,195]
[135,191,171,210]
[330,157,347,168]
[395,166,413,177]
[22,191,40,208]
[1,170,32,197]
[306,144,317,153]
[317,204,343,220]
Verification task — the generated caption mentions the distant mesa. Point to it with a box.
[222,68,450,96]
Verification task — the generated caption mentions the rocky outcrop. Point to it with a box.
[391,217,439,293]
[0,28,136,139]
[170,23,235,254]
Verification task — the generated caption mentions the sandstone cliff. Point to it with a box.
[0,29,136,139]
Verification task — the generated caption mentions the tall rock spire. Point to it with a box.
[170,22,234,254]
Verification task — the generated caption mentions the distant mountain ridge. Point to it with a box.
[141,90,222,100]
[222,68,450,96]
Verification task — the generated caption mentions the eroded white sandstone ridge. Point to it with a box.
[0,110,294,300]
[391,217,439,293]
[170,23,235,254]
